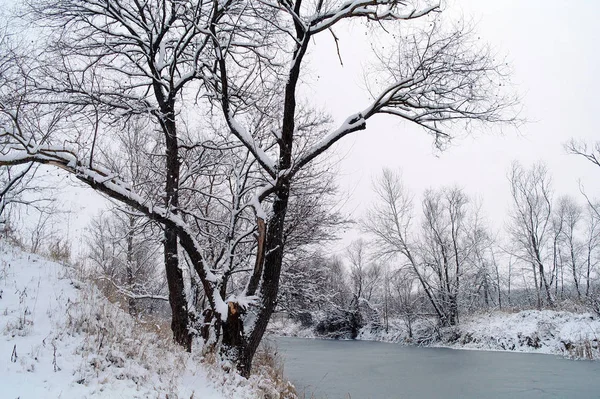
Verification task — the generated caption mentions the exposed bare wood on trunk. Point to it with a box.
[246,217,266,297]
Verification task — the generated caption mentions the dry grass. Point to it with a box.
[251,340,298,399]
[24,246,300,398]
[79,279,299,397]
[62,283,200,394]
[199,339,299,399]
[565,338,600,360]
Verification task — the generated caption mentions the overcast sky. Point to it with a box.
[299,0,600,253]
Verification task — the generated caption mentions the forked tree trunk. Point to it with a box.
[204,187,290,377]
[226,184,291,377]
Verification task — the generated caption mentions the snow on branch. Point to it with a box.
[209,9,278,178]
[96,276,169,302]
[309,1,439,34]
[290,22,517,177]
[0,141,234,321]
[291,112,366,176]
[362,23,519,146]
[226,111,277,178]
[225,294,259,311]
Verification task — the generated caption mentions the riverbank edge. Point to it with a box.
[267,309,600,360]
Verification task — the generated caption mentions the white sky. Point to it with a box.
[301,0,600,252]
[8,0,599,258]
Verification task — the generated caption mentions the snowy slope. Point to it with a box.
[0,242,263,399]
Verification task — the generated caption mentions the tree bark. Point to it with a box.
[162,106,193,351]
[570,245,581,300]
[220,302,245,364]
[126,215,137,316]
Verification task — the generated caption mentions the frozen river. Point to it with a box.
[273,337,600,399]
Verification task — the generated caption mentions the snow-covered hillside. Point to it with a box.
[0,242,273,398]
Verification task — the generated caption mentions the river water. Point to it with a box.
[272,337,600,399]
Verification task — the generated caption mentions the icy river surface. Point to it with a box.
[273,336,600,399]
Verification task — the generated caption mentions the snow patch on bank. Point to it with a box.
[0,243,265,398]
[440,310,600,358]
[267,316,315,339]
[269,310,600,360]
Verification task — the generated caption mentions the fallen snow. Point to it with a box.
[267,316,316,339]
[0,242,266,398]
[440,310,600,358]
[270,310,600,360]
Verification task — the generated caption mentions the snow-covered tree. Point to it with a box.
[367,169,487,326]
[507,162,554,308]
[86,209,164,316]
[0,0,517,375]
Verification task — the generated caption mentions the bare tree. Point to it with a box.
[1,1,517,375]
[347,239,382,302]
[278,252,339,326]
[366,170,482,326]
[0,31,58,235]
[566,140,600,305]
[365,169,445,323]
[583,205,600,298]
[550,198,566,299]
[420,186,474,325]
[507,162,554,308]
[556,196,583,300]
[467,207,500,309]
[209,4,515,372]
[86,209,165,316]
[390,268,420,339]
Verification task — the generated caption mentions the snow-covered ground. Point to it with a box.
[0,242,280,398]
[439,310,600,358]
[269,309,600,360]
[4,239,596,399]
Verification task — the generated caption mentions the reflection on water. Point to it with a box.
[273,336,600,399]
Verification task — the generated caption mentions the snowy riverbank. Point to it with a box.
[0,243,285,398]
[435,310,600,358]
[268,309,600,360]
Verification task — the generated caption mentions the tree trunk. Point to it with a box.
[532,262,541,309]
[126,215,136,316]
[586,246,592,297]
[539,263,553,307]
[448,294,458,326]
[570,246,581,300]
[164,228,192,351]
[220,302,245,363]
[561,259,565,300]
[383,270,389,333]
[163,109,193,351]
[507,260,512,306]
[237,183,291,377]
[483,273,490,308]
